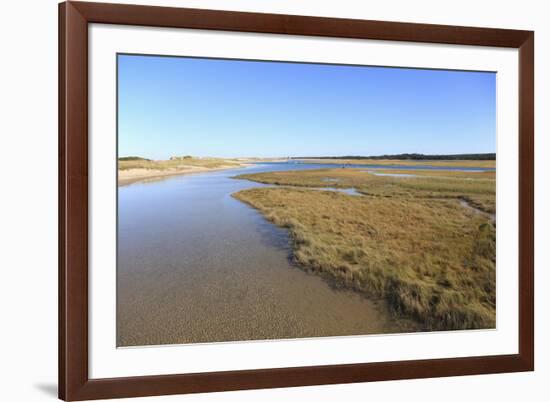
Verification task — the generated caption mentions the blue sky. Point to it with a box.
[118,54,496,159]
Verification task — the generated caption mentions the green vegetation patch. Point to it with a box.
[118,156,151,161]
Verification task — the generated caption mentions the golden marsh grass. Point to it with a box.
[237,168,496,214]
[233,168,496,330]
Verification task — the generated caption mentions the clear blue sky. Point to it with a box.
[118,54,496,159]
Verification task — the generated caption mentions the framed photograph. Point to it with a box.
[59,1,534,400]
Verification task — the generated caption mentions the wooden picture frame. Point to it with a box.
[59,1,534,400]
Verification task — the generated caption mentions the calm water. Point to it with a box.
[117,162,491,346]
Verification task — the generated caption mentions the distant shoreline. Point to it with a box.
[293,158,496,169]
[294,153,496,161]
[117,157,496,187]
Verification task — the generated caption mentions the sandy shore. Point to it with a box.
[118,164,249,186]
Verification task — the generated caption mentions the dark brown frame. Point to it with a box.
[59,1,534,400]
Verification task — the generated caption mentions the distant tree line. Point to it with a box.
[170,155,193,160]
[295,153,496,161]
[118,156,151,161]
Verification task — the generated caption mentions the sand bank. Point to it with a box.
[118,164,249,186]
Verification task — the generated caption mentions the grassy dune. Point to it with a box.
[233,168,496,331]
[118,157,247,186]
[118,157,242,171]
[295,158,496,168]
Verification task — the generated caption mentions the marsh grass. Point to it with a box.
[236,168,496,213]
[233,168,496,330]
